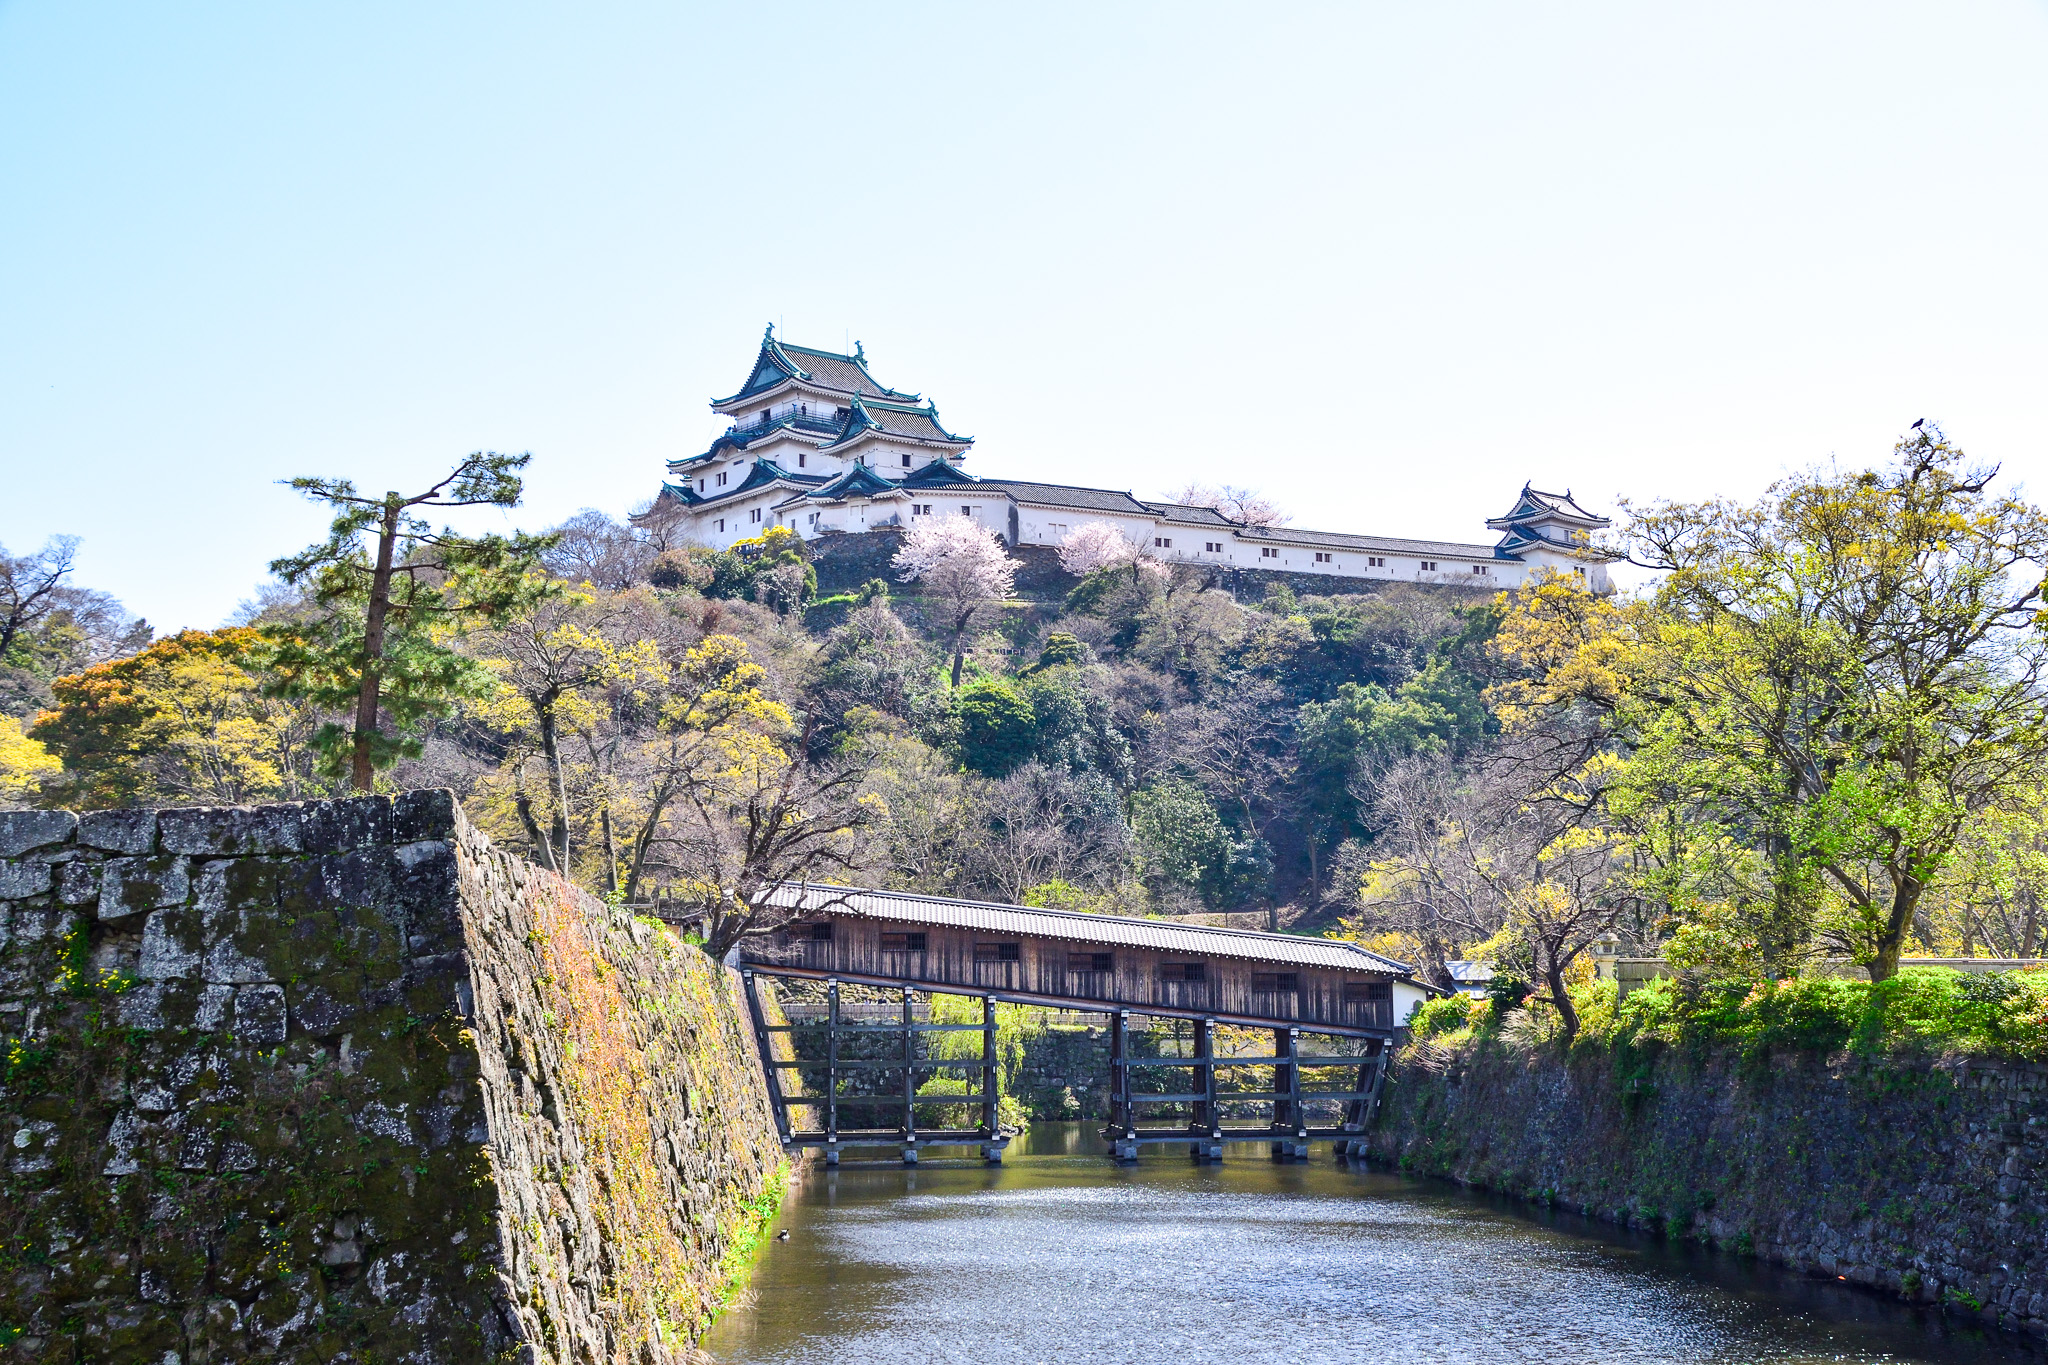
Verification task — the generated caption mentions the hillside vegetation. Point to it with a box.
[10,423,2048,993]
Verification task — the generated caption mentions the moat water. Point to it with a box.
[703,1123,2047,1364]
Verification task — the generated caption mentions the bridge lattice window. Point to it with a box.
[1159,962,1206,982]
[881,932,927,953]
[974,941,1021,963]
[1251,972,1299,993]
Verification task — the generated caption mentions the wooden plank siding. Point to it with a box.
[741,914,1402,1034]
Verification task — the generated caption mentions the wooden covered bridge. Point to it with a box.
[729,885,1436,1165]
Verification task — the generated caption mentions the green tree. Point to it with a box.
[955,679,1037,777]
[265,453,557,791]
[1130,779,1234,906]
[31,628,323,807]
[1495,426,2048,980]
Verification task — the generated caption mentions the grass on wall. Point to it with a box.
[1411,966,2048,1060]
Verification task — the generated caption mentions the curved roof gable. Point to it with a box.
[796,462,904,502]
[1486,483,1611,531]
[713,326,921,406]
[820,395,972,452]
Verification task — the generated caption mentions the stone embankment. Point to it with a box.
[1367,1033,2048,1336]
[0,793,784,1363]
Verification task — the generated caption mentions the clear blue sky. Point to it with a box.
[4,1,2046,630]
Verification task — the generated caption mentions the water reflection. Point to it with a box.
[704,1123,2047,1364]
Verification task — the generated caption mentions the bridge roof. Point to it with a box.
[763,884,1417,976]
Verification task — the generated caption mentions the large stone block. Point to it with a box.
[0,809,76,857]
[159,804,305,856]
[298,794,392,852]
[392,786,458,843]
[77,808,157,853]
[0,860,53,899]
[97,856,190,921]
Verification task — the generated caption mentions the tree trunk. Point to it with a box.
[350,501,402,792]
[600,803,619,899]
[2023,888,2039,960]
[515,788,557,872]
[537,699,570,874]
[1546,952,1579,1045]
[1867,874,1925,982]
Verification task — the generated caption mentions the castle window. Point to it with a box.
[697,479,704,492]
[902,454,911,467]
[760,409,771,424]
[799,454,806,468]
[1204,541,1222,553]
[1367,556,1384,568]
[835,407,849,421]
[1314,552,1333,564]
[1154,537,1172,548]
[716,519,725,533]
[1261,547,1278,559]
[1472,564,1487,575]
[717,472,727,487]
[750,508,762,523]
[808,512,819,525]
[1420,561,1437,572]
[961,506,973,516]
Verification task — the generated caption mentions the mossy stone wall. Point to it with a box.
[1368,1036,2048,1336]
[0,794,783,1363]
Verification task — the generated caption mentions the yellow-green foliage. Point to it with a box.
[707,1158,791,1329]
[529,884,785,1354]
[1409,994,1484,1040]
[1571,966,2048,1059]
[917,993,1038,1130]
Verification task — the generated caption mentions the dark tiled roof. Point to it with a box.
[798,463,903,501]
[762,883,1416,974]
[1141,501,1239,528]
[821,396,971,451]
[968,479,1156,516]
[897,459,979,489]
[689,459,827,508]
[1487,483,1610,531]
[1236,525,1507,560]
[713,331,920,405]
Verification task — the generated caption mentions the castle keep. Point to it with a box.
[651,327,1618,590]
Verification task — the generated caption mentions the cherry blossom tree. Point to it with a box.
[892,518,1019,686]
[1057,521,1150,577]
[1169,482,1291,528]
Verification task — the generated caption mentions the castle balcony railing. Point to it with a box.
[726,410,845,441]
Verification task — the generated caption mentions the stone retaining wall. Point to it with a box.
[1368,1035,2048,1337]
[0,794,784,1363]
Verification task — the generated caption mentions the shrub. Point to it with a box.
[1410,995,1480,1040]
[954,679,1037,776]
[1573,966,2048,1060]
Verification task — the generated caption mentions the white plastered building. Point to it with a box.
[648,328,1618,592]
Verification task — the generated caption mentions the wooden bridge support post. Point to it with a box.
[1110,1009,1137,1161]
[741,970,794,1147]
[1189,1017,1222,1163]
[901,985,918,1163]
[825,979,840,1165]
[1272,1025,1307,1161]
